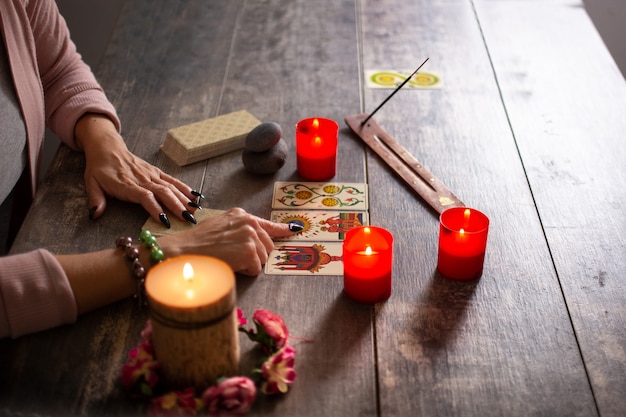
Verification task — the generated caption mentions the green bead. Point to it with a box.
[139,230,152,243]
[151,247,165,263]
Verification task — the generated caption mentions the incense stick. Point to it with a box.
[360,57,429,126]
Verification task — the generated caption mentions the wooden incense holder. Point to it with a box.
[345,113,464,214]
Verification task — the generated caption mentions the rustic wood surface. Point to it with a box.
[1,0,625,416]
[476,1,626,416]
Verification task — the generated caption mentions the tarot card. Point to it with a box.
[265,242,343,275]
[272,182,368,210]
[271,210,369,241]
[365,69,442,89]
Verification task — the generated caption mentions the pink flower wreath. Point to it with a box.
[121,308,297,416]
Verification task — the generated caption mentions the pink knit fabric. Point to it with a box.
[0,0,121,338]
[0,250,76,338]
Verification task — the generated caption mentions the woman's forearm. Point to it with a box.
[56,245,149,315]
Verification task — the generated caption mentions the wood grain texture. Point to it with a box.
[358,0,596,415]
[2,0,623,415]
[475,1,626,415]
[2,0,373,416]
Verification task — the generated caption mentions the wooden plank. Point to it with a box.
[209,1,375,416]
[357,0,597,415]
[475,1,626,416]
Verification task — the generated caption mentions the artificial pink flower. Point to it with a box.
[260,345,297,395]
[237,308,248,328]
[148,388,202,416]
[252,309,288,350]
[202,376,256,416]
[141,320,153,341]
[121,341,160,397]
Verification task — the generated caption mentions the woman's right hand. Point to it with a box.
[159,208,294,276]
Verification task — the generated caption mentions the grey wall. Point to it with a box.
[584,0,626,80]
[56,0,124,69]
[41,0,124,178]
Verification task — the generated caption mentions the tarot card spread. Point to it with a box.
[265,182,369,276]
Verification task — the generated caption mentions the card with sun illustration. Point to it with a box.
[266,182,368,276]
[272,182,368,210]
[264,242,344,275]
[271,210,369,241]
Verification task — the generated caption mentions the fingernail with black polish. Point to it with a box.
[88,206,97,220]
[159,212,171,229]
[188,201,202,210]
[288,222,304,232]
[191,190,206,200]
[182,210,197,224]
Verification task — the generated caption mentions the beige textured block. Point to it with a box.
[161,110,261,166]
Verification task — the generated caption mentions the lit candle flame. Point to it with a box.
[183,262,194,282]
[312,118,319,129]
[365,246,372,255]
[314,136,322,146]
[459,228,465,235]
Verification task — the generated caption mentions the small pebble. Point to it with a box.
[242,138,288,174]
[245,122,282,152]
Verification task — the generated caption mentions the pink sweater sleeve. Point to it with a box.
[0,250,77,339]
[27,0,120,148]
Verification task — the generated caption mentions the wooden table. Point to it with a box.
[2,0,625,415]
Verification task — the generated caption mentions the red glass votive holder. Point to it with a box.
[342,226,394,304]
[437,207,490,281]
[295,117,338,181]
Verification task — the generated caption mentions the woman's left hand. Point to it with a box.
[75,113,196,226]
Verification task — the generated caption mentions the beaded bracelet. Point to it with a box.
[116,230,164,307]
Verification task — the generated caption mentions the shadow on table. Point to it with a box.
[412,272,479,350]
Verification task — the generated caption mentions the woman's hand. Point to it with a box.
[160,208,295,276]
[58,208,295,315]
[75,113,196,226]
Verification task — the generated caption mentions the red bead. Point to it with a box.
[132,259,146,278]
[115,236,132,248]
[125,245,140,260]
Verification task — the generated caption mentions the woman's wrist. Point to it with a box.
[74,112,123,152]
[116,231,166,307]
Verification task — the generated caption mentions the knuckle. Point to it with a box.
[227,207,247,217]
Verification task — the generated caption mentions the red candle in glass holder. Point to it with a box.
[296,117,338,181]
[437,207,490,281]
[342,226,394,304]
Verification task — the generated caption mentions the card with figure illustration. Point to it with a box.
[271,210,368,241]
[265,241,343,275]
[272,182,368,210]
